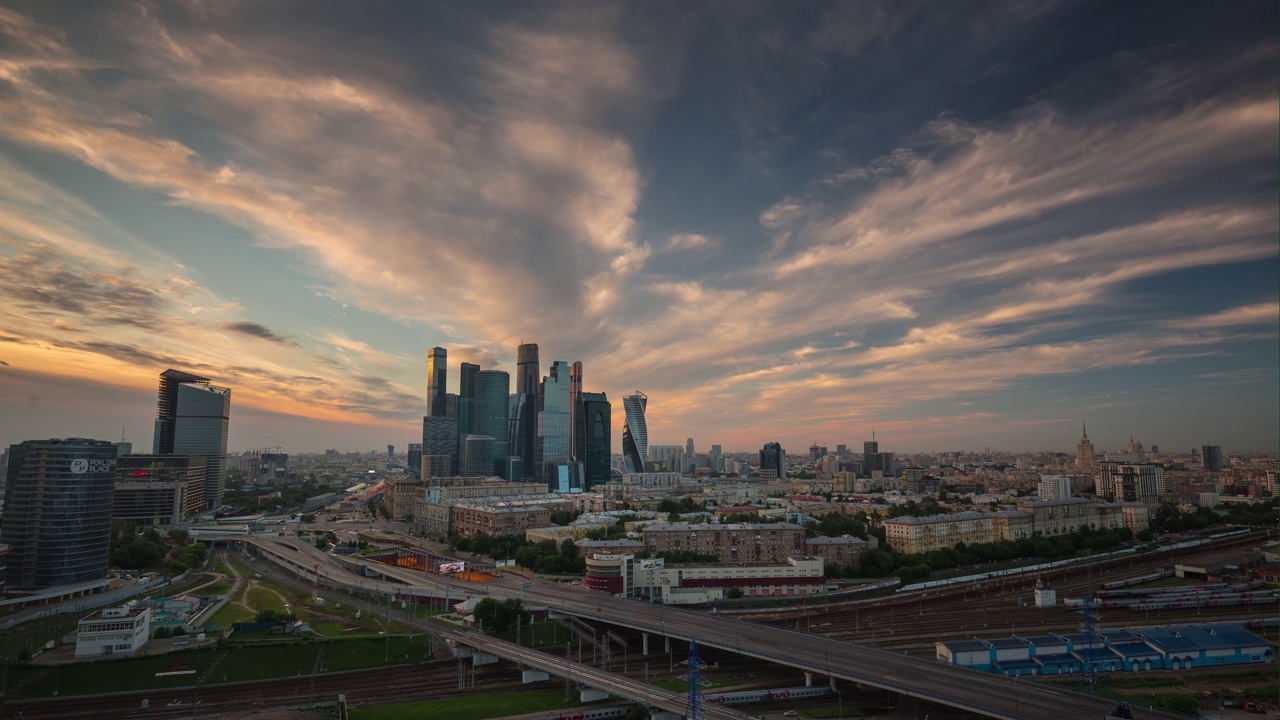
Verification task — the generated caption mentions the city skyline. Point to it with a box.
[0,2,1276,454]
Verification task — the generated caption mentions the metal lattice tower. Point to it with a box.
[680,640,709,720]
[1077,588,1109,694]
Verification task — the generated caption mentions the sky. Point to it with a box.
[0,1,1276,456]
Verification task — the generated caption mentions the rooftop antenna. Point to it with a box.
[121,425,126,442]
[872,423,876,442]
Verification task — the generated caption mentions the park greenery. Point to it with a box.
[221,479,328,513]
[109,522,208,575]
[472,598,531,635]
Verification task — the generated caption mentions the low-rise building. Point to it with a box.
[75,604,151,658]
[584,553,828,603]
[804,535,871,568]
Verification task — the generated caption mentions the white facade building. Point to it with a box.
[75,604,151,658]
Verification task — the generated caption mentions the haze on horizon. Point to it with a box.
[0,1,1276,456]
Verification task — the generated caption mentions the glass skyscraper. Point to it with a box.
[622,391,648,473]
[474,370,510,475]
[539,361,575,490]
[2,438,115,589]
[513,342,540,480]
[759,442,785,480]
[427,347,448,417]
[153,369,230,509]
[576,391,611,489]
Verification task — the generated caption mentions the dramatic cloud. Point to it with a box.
[0,2,1275,452]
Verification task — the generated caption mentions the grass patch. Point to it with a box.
[4,647,224,698]
[201,580,234,596]
[504,620,569,647]
[348,689,595,720]
[225,555,255,579]
[1191,668,1278,682]
[1107,676,1186,689]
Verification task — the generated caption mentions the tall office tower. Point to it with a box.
[422,455,452,479]
[759,442,785,480]
[445,393,458,418]
[1201,445,1223,472]
[835,444,847,458]
[685,438,695,457]
[153,369,230,510]
[2,438,115,589]
[114,454,208,526]
[576,392,611,489]
[456,361,479,461]
[1076,423,1096,473]
[621,391,649,473]
[539,361,575,491]
[422,416,459,474]
[387,444,395,460]
[710,444,723,473]
[474,370,511,475]
[426,347,448,417]
[514,343,540,480]
[569,361,583,461]
[407,443,423,477]
[462,435,496,477]
[863,439,879,456]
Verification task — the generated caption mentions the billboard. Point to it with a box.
[495,559,515,568]
[438,561,466,574]
[638,558,665,571]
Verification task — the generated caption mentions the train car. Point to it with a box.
[703,686,832,706]
[549,704,632,720]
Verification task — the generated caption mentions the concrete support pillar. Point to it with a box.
[522,670,549,683]
[472,652,498,667]
[580,688,608,702]
[665,635,671,652]
[805,671,814,687]
[643,632,650,656]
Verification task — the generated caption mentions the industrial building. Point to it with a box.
[937,624,1274,676]
[75,603,151,658]
[584,552,829,604]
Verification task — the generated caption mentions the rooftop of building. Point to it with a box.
[883,511,991,525]
[804,535,869,545]
[640,521,805,532]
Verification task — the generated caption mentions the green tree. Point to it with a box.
[725,587,744,599]
[472,598,531,635]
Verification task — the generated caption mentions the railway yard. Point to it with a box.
[0,527,1274,720]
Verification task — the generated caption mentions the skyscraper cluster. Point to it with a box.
[421,342,618,491]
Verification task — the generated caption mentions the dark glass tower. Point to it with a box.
[427,347,447,417]
[153,369,230,509]
[474,370,511,475]
[2,438,115,589]
[514,342,540,480]
[759,442,785,480]
[576,392,611,489]
[622,391,648,473]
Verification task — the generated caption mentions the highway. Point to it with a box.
[518,587,1186,720]
[245,536,1186,720]
[439,628,749,720]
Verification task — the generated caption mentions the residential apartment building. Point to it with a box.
[640,522,805,563]
[451,503,551,538]
[804,535,871,568]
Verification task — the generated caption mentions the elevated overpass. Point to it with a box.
[521,587,1185,720]
[244,536,1181,720]
[442,629,748,720]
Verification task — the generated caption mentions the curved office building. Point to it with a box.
[622,391,648,473]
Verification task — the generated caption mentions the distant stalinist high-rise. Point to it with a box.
[1076,422,1096,473]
